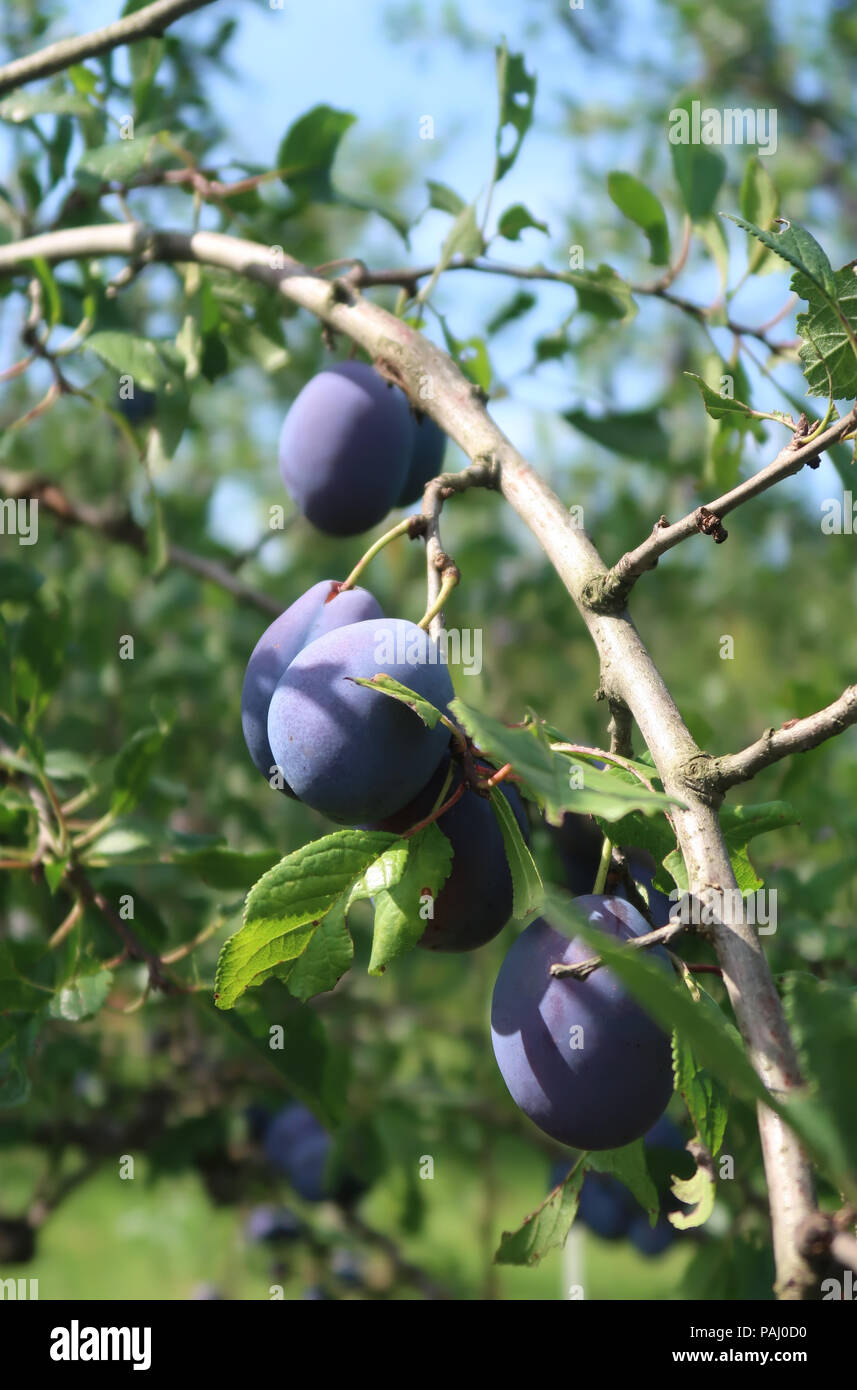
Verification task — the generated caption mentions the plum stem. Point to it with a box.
[592,835,613,895]
[418,566,460,631]
[339,515,419,593]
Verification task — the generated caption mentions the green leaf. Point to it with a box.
[43,857,68,895]
[493,44,537,182]
[0,561,43,601]
[370,823,453,974]
[586,1139,659,1221]
[496,203,548,241]
[85,332,178,392]
[450,700,679,826]
[418,203,484,303]
[84,825,155,860]
[719,801,800,894]
[277,104,356,201]
[0,90,93,122]
[111,725,167,815]
[784,974,857,1190]
[287,898,354,1002]
[739,158,780,275]
[560,264,637,321]
[670,101,726,219]
[48,969,112,1022]
[175,846,280,890]
[0,1015,40,1108]
[490,786,543,918]
[672,996,729,1158]
[684,372,788,426]
[607,172,670,266]
[795,264,857,399]
[670,1160,715,1229]
[212,995,348,1128]
[349,674,447,728]
[30,256,62,327]
[723,214,838,306]
[75,135,164,183]
[485,289,536,334]
[67,65,100,98]
[43,749,90,782]
[0,943,48,1012]
[426,180,466,215]
[562,406,670,462]
[214,829,398,1009]
[495,1163,583,1266]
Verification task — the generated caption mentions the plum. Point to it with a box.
[577,1173,636,1240]
[279,362,412,536]
[397,414,447,506]
[265,1105,331,1202]
[0,1217,36,1264]
[245,1204,303,1244]
[550,813,675,925]
[628,1212,675,1257]
[267,617,453,823]
[370,756,529,952]
[490,899,674,1150]
[264,1104,365,1206]
[241,579,382,790]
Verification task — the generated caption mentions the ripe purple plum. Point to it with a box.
[241,579,383,791]
[371,756,529,952]
[491,899,673,1150]
[279,362,412,535]
[267,617,453,823]
[397,414,447,507]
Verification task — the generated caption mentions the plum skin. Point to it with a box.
[397,414,447,507]
[264,1105,365,1205]
[279,361,412,536]
[267,617,453,823]
[370,756,529,952]
[241,579,382,791]
[491,899,673,1150]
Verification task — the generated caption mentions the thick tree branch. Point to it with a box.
[713,685,857,790]
[0,470,281,617]
[0,221,822,1297]
[0,0,217,97]
[586,409,857,610]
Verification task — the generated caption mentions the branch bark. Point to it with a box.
[0,221,826,1297]
[713,685,857,789]
[587,409,857,609]
[0,0,217,97]
[0,470,281,616]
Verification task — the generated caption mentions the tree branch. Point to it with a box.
[344,258,797,354]
[713,685,857,790]
[0,221,822,1297]
[585,409,857,610]
[0,0,217,97]
[0,470,281,617]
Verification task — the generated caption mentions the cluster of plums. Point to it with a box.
[279,361,448,536]
[241,579,527,951]
[552,1115,688,1256]
[243,370,679,1158]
